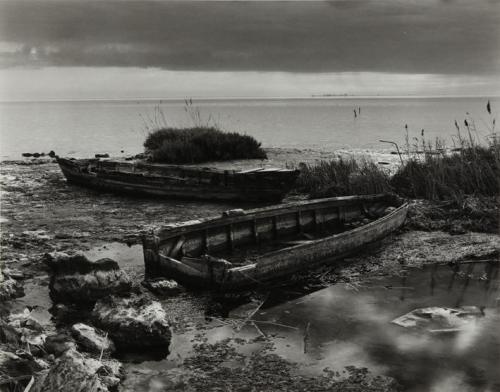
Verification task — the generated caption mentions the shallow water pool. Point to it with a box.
[123,262,499,391]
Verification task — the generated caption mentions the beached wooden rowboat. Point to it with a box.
[56,157,299,202]
[142,194,408,290]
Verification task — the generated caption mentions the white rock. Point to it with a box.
[71,323,115,355]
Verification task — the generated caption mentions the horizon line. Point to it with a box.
[1,94,498,104]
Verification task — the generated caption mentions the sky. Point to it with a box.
[0,0,499,100]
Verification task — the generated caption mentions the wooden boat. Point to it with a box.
[142,194,408,290]
[56,157,299,202]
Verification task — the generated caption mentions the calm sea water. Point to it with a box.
[0,97,497,160]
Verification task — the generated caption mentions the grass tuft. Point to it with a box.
[391,101,499,203]
[144,126,267,164]
[294,157,392,198]
[391,143,499,202]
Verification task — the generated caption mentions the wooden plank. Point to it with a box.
[296,210,303,233]
[258,167,283,172]
[272,216,278,239]
[338,206,344,222]
[169,236,186,258]
[252,219,259,244]
[154,194,390,240]
[181,256,207,270]
[238,168,265,174]
[203,229,209,252]
[278,240,313,246]
[227,224,234,251]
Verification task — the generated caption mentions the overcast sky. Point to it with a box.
[1,0,499,100]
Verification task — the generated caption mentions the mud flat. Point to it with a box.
[1,148,498,391]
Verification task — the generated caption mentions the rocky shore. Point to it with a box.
[1,153,498,391]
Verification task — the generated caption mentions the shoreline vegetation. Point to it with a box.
[141,100,267,164]
[296,102,498,202]
[144,127,267,164]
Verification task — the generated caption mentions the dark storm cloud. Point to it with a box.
[0,0,499,74]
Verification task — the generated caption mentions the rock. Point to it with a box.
[48,150,56,158]
[22,152,33,157]
[0,276,24,300]
[54,232,73,239]
[222,208,245,217]
[2,267,25,280]
[99,357,124,388]
[92,295,171,351]
[384,206,396,214]
[22,230,52,241]
[44,252,131,305]
[44,334,77,357]
[142,278,184,296]
[95,153,110,158]
[35,349,123,392]
[51,303,90,325]
[0,349,42,381]
[9,309,47,347]
[134,153,147,160]
[0,320,21,345]
[71,323,115,356]
[21,317,44,333]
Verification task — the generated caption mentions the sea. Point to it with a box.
[0,96,497,160]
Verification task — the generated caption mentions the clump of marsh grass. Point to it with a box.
[294,157,392,198]
[144,127,267,164]
[391,101,499,203]
[141,99,267,164]
[296,101,498,202]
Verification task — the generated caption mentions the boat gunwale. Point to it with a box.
[150,193,397,240]
[226,201,408,273]
[56,156,299,176]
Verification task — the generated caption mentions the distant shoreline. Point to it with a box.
[0,95,497,104]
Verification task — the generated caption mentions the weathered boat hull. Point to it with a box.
[142,194,408,290]
[56,157,299,202]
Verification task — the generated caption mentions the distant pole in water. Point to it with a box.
[358,107,361,115]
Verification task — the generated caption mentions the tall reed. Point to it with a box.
[294,157,392,197]
[391,101,499,202]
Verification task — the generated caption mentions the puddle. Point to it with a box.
[3,276,54,332]
[248,262,500,391]
[122,262,500,391]
[84,242,144,279]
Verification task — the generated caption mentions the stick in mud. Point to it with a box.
[236,293,269,331]
[252,321,266,337]
[303,322,311,354]
[99,332,108,361]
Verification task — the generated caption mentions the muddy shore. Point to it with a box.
[1,149,498,391]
